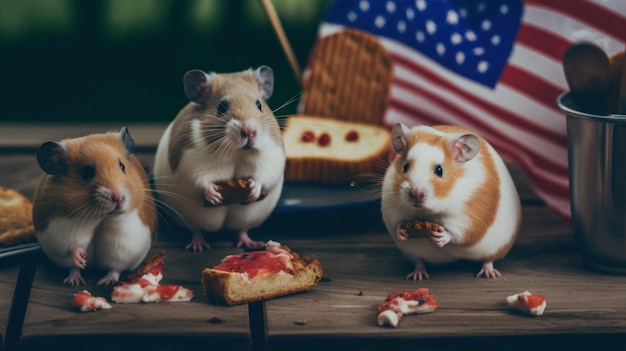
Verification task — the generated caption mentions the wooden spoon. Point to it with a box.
[617,48,626,114]
[563,42,611,114]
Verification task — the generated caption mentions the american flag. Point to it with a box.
[312,0,626,220]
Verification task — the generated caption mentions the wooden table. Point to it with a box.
[1,124,625,351]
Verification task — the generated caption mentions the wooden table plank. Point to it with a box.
[19,242,252,351]
[261,231,626,351]
[0,257,23,351]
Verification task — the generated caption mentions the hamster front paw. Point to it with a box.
[72,247,87,269]
[96,270,121,286]
[203,183,223,206]
[396,226,409,241]
[429,227,450,248]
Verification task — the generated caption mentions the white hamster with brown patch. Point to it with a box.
[33,127,157,286]
[153,66,285,252]
[381,123,521,280]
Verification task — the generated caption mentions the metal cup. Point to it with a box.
[558,92,626,273]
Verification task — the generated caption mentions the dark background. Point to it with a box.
[0,0,332,124]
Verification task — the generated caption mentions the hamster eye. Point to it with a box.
[402,162,410,173]
[217,100,229,115]
[434,164,443,177]
[256,99,262,112]
[119,160,126,173]
[81,165,95,181]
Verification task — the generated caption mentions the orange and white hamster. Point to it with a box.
[152,66,285,252]
[381,123,521,280]
[33,127,157,286]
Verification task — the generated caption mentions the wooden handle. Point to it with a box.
[258,0,303,86]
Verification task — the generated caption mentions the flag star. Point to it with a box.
[473,47,485,56]
[456,51,465,64]
[451,32,462,45]
[482,20,492,31]
[426,20,437,34]
[491,35,501,45]
[397,20,407,33]
[465,30,477,41]
[500,4,509,15]
[386,1,396,13]
[415,30,425,43]
[477,60,489,73]
[436,43,446,56]
[347,11,357,22]
[359,0,370,12]
[416,0,426,12]
[375,15,386,28]
[458,7,468,18]
[447,10,459,25]
[477,2,487,13]
[406,7,415,20]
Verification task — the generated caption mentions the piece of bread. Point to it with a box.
[299,29,393,125]
[285,29,393,184]
[203,179,268,207]
[0,186,35,245]
[201,241,323,305]
[399,220,443,238]
[282,115,391,184]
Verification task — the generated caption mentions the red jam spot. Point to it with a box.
[212,251,292,279]
[523,294,545,308]
[318,133,331,146]
[156,285,181,301]
[345,130,359,142]
[301,131,315,142]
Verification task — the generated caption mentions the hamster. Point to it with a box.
[32,127,157,286]
[153,66,285,252]
[381,123,521,280]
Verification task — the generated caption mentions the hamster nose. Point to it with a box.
[111,190,126,209]
[241,127,257,149]
[408,188,426,207]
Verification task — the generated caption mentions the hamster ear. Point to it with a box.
[183,70,212,105]
[255,66,274,100]
[36,141,67,176]
[119,127,135,154]
[451,134,481,163]
[391,123,410,156]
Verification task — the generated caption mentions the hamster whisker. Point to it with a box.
[271,91,302,115]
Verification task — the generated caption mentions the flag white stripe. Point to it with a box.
[523,4,624,55]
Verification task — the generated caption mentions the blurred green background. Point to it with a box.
[0,0,332,124]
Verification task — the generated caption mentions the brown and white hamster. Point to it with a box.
[153,66,285,252]
[33,127,157,286]
[381,123,521,280]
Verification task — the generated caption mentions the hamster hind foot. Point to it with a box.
[476,261,501,279]
[64,268,86,286]
[185,231,211,252]
[96,270,121,286]
[236,231,264,250]
[406,259,430,281]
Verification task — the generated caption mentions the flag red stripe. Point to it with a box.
[498,65,565,112]
[515,23,573,62]
[524,0,626,41]
[390,53,568,145]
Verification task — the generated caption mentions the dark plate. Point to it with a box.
[274,182,380,213]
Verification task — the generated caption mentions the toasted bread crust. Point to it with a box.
[203,179,268,207]
[201,246,323,305]
[400,220,443,238]
[0,186,35,246]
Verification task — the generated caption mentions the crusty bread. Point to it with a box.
[203,179,268,207]
[399,220,443,238]
[299,29,393,125]
[283,115,390,184]
[202,244,323,305]
[0,186,35,245]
